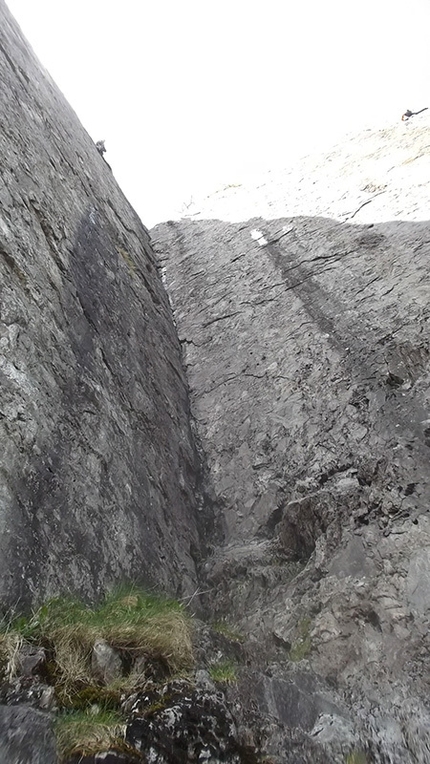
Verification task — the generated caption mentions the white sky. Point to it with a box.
[6,0,430,226]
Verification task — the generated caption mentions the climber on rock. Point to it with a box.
[95,139,106,156]
[95,139,112,170]
[401,107,428,121]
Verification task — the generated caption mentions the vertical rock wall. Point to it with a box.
[152,215,430,547]
[0,0,201,606]
[152,208,430,760]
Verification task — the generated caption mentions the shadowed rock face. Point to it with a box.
[0,0,202,606]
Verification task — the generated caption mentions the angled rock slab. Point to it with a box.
[0,0,203,605]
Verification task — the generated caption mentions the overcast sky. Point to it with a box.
[6,0,430,226]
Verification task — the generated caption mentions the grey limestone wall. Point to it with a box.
[152,209,430,761]
[0,0,201,606]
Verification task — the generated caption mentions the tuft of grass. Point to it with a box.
[212,619,244,643]
[55,709,134,762]
[209,659,237,685]
[0,631,23,681]
[62,684,122,712]
[288,618,312,662]
[93,589,193,670]
[117,246,136,273]
[345,751,367,764]
[0,605,44,680]
[0,588,193,702]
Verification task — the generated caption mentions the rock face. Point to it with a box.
[153,214,430,547]
[0,705,57,764]
[2,0,430,761]
[0,0,202,607]
[126,678,254,764]
[151,120,430,761]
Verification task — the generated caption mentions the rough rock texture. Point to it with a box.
[68,755,140,764]
[2,0,430,761]
[91,639,123,685]
[0,705,57,764]
[125,677,256,764]
[151,117,430,761]
[0,0,203,608]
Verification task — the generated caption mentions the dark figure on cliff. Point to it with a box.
[95,139,111,170]
[95,139,106,155]
[401,107,428,121]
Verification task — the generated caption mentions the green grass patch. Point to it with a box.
[345,751,367,764]
[0,631,22,681]
[212,619,244,643]
[209,659,237,685]
[55,709,137,761]
[0,588,193,702]
[60,683,122,712]
[288,617,312,662]
[117,246,136,273]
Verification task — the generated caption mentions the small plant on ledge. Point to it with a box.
[209,658,238,685]
[54,709,141,761]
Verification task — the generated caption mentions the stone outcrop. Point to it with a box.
[125,677,256,764]
[0,0,202,607]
